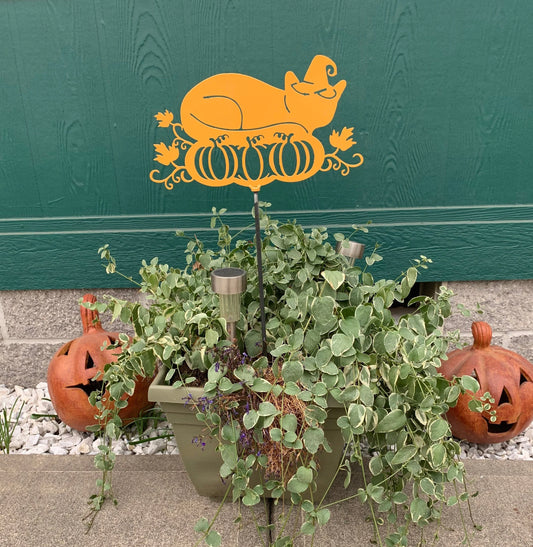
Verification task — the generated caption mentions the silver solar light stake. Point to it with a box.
[211,268,247,342]
[336,240,365,266]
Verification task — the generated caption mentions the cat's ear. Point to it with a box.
[284,70,300,91]
[333,79,346,99]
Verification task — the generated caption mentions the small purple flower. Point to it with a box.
[192,436,207,451]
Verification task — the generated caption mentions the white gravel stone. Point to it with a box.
[146,438,167,455]
[111,439,128,455]
[72,437,93,455]
[2,383,533,461]
[24,444,49,455]
[8,436,25,451]
[38,421,59,435]
[38,438,51,449]
[58,437,80,449]
[92,438,103,453]
[22,434,40,448]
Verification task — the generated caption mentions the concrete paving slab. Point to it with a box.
[273,459,533,546]
[0,455,531,546]
[0,455,266,547]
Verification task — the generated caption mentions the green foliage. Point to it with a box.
[0,396,24,454]
[88,207,482,546]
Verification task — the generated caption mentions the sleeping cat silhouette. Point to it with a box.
[180,55,346,146]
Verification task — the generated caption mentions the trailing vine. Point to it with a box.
[83,207,485,545]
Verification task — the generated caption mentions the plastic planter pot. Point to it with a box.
[148,366,346,499]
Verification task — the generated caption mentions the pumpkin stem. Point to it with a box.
[80,293,102,333]
[471,321,492,349]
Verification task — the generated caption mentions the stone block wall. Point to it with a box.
[0,281,532,388]
[0,289,139,387]
[444,280,533,362]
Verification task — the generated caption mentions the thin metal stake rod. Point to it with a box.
[253,192,267,355]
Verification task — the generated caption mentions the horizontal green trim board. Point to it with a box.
[1,205,533,236]
[1,213,532,290]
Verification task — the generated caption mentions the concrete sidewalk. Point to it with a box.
[0,455,531,546]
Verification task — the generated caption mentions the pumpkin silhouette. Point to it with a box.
[185,137,275,190]
[194,138,239,183]
[47,294,153,432]
[440,321,533,444]
[268,133,322,181]
[241,137,267,183]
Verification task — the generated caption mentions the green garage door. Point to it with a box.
[1,1,532,289]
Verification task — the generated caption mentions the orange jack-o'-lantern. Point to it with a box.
[440,321,533,444]
[47,294,153,432]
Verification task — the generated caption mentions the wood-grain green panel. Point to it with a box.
[1,1,532,289]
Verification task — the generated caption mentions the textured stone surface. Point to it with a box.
[1,455,530,547]
[254,459,533,547]
[507,333,533,363]
[0,288,142,387]
[444,280,533,334]
[447,333,506,352]
[0,343,57,387]
[0,455,263,546]
[0,288,139,340]
[2,280,533,388]
[443,280,533,366]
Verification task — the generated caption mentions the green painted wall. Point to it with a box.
[1,0,532,289]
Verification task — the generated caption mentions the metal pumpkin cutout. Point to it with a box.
[47,294,153,432]
[440,321,533,444]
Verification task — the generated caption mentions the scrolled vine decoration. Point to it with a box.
[149,165,194,191]
[320,127,364,175]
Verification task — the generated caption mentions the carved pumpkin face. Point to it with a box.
[440,321,533,444]
[47,294,153,432]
